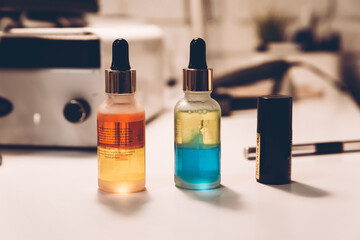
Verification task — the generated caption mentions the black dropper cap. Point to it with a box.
[188,38,208,69]
[111,38,131,71]
[105,38,136,94]
[183,38,212,91]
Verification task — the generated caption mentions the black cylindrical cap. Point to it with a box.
[256,95,292,185]
[111,38,131,71]
[188,38,207,69]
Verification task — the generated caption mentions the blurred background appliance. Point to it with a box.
[1,0,360,147]
[0,0,165,148]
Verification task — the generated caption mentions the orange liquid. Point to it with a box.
[97,112,145,193]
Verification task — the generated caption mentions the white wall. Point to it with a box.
[97,0,360,79]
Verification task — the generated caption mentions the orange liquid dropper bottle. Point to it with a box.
[97,39,145,193]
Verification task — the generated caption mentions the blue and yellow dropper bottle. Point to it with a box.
[174,38,221,190]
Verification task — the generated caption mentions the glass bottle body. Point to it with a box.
[174,91,221,190]
[97,94,145,193]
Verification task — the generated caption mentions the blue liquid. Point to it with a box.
[175,145,220,189]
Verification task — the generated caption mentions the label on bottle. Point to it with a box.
[97,120,145,183]
[98,147,145,180]
[175,111,220,146]
[256,133,260,180]
[175,118,182,144]
[98,147,144,161]
[200,119,219,145]
[97,120,145,149]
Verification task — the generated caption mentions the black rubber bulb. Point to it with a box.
[188,38,208,69]
[111,38,131,70]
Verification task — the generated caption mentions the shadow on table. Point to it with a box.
[179,185,241,210]
[97,189,150,215]
[268,181,330,198]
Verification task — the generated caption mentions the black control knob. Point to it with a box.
[63,99,90,123]
[0,97,13,117]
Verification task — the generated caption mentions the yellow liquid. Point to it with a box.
[98,146,145,193]
[97,112,145,194]
[175,110,220,146]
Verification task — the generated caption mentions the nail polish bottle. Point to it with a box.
[256,95,292,185]
[97,39,145,193]
[174,38,221,190]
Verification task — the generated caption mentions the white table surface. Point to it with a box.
[2,82,360,240]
